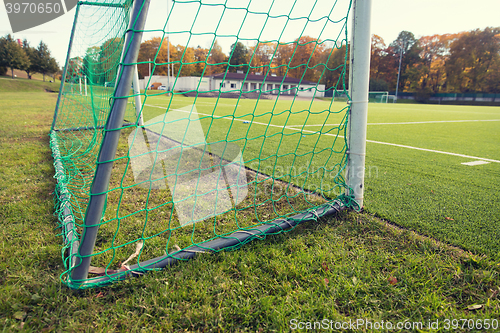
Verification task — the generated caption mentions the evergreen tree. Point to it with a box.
[389,31,420,92]
[34,41,59,81]
[22,39,38,79]
[228,41,248,73]
[0,34,30,79]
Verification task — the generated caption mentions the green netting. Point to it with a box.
[51,0,356,289]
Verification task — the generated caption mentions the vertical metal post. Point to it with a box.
[71,0,151,285]
[133,65,144,126]
[167,0,170,91]
[347,0,372,209]
[395,47,403,101]
[84,75,88,96]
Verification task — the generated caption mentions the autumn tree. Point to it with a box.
[174,44,196,76]
[370,35,386,81]
[483,33,500,92]
[374,46,399,90]
[65,56,83,82]
[138,37,211,78]
[445,28,500,93]
[206,39,227,75]
[157,39,177,77]
[193,46,208,76]
[248,41,275,74]
[403,43,424,92]
[417,34,458,93]
[321,45,348,91]
[287,36,324,81]
[270,42,293,77]
[369,35,391,91]
[136,37,176,78]
[137,37,161,78]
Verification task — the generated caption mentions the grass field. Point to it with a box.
[133,93,500,260]
[1,69,60,83]
[1,78,500,331]
[364,104,500,260]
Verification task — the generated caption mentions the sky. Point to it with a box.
[0,0,499,67]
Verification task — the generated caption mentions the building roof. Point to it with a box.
[210,72,318,85]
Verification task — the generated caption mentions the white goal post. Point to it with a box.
[347,0,372,209]
[369,91,389,103]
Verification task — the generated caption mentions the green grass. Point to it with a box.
[136,94,500,260]
[366,104,500,158]
[1,80,500,331]
[50,92,349,286]
[139,94,348,191]
[363,103,500,260]
[0,76,60,93]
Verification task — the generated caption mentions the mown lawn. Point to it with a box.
[0,79,499,332]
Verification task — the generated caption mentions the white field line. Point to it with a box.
[366,140,500,163]
[367,119,500,125]
[144,103,286,131]
[144,103,500,164]
[288,119,500,128]
[384,107,500,115]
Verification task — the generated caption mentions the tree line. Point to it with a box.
[371,27,500,95]
[0,34,59,81]
[73,35,346,89]
[70,25,500,95]
[134,26,500,94]
[135,36,347,89]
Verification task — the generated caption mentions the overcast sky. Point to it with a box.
[0,0,499,67]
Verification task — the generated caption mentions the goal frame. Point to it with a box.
[347,0,372,210]
[369,91,389,103]
[51,0,372,289]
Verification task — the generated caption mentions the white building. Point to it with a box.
[140,72,325,98]
[140,75,210,91]
[210,72,324,98]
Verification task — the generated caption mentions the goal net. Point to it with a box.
[51,0,368,289]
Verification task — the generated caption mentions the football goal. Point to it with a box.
[369,91,389,103]
[51,0,372,289]
[333,90,387,103]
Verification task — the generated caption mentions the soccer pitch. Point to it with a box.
[140,95,500,259]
